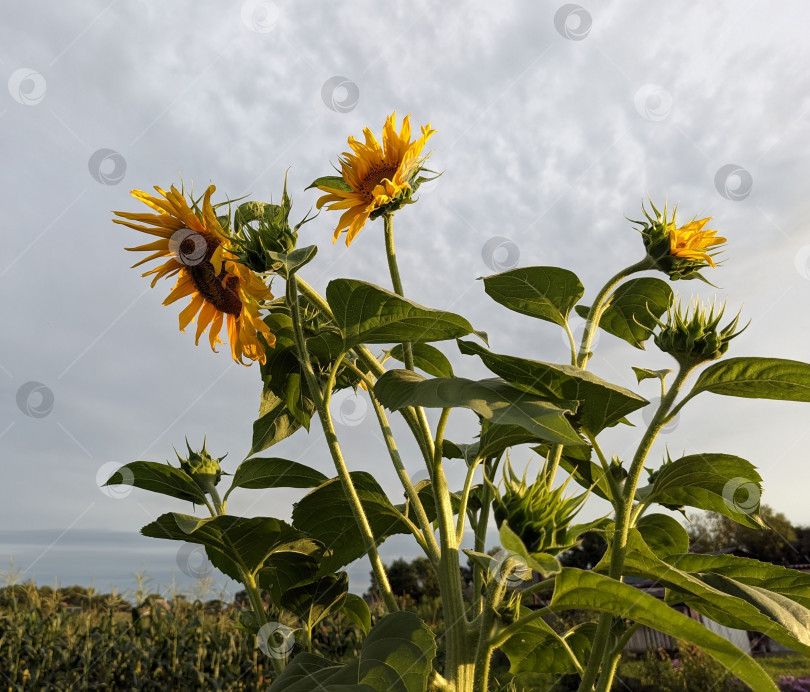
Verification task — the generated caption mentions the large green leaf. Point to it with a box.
[105,461,206,505]
[326,279,481,348]
[267,611,436,692]
[637,453,765,529]
[457,340,648,435]
[388,343,454,378]
[140,513,311,581]
[499,521,561,577]
[227,457,328,496]
[481,266,584,327]
[281,572,349,632]
[292,473,411,575]
[340,593,372,636]
[586,277,672,349]
[688,357,810,402]
[250,391,312,455]
[666,553,810,609]
[501,614,594,675]
[374,369,585,446]
[550,567,778,692]
[599,530,810,657]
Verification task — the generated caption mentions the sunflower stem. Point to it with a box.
[383,213,416,372]
[577,258,653,368]
[575,364,694,692]
[287,274,399,615]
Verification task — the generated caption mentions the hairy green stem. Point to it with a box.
[576,365,693,692]
[293,275,435,467]
[577,258,653,368]
[383,213,415,369]
[287,275,399,614]
[472,556,512,692]
[456,457,482,545]
[545,444,564,491]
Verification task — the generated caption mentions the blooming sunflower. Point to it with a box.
[668,217,725,266]
[113,185,275,365]
[636,200,726,280]
[312,111,436,246]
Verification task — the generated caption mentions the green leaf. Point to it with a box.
[458,339,648,435]
[388,343,453,378]
[257,547,321,605]
[478,422,545,460]
[632,366,673,384]
[638,453,765,529]
[228,457,328,495]
[499,521,561,577]
[442,439,480,465]
[292,473,411,575]
[550,567,779,692]
[665,553,810,609]
[281,572,349,632]
[267,611,436,692]
[599,530,810,658]
[597,277,673,349]
[481,266,584,327]
[636,513,690,557]
[307,175,353,193]
[501,612,593,675]
[688,357,810,402]
[104,461,207,505]
[340,593,372,636]
[374,369,585,446]
[141,513,311,581]
[265,245,318,277]
[326,279,482,348]
[250,391,312,455]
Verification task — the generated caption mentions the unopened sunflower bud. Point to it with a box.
[229,176,315,274]
[176,439,225,495]
[653,297,747,368]
[633,199,726,281]
[492,459,587,554]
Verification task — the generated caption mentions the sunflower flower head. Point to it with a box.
[653,296,747,367]
[309,111,437,246]
[491,458,588,554]
[176,438,225,496]
[634,199,726,281]
[113,183,275,365]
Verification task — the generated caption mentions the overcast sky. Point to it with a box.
[2,2,810,600]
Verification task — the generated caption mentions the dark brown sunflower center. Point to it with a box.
[186,236,242,317]
[358,163,400,198]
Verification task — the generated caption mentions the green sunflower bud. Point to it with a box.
[176,439,225,495]
[492,459,587,554]
[229,175,315,274]
[652,297,747,368]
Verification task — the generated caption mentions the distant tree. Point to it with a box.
[686,505,800,565]
[366,556,447,604]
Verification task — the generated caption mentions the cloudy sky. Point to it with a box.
[2,1,810,600]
